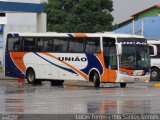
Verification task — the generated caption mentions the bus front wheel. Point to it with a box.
[151,68,160,81]
[120,83,126,88]
[50,80,64,86]
[26,69,40,84]
[92,72,100,88]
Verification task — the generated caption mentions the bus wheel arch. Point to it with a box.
[151,67,160,81]
[89,69,101,88]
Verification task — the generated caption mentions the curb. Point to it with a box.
[0,73,16,80]
[154,84,160,88]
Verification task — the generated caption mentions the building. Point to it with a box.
[114,5,160,40]
[118,5,160,27]
[0,0,46,66]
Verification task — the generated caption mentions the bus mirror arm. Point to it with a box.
[116,43,122,55]
[149,44,157,56]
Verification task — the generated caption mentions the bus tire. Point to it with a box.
[92,72,100,88]
[26,69,38,84]
[50,80,64,86]
[151,68,160,81]
[120,83,126,88]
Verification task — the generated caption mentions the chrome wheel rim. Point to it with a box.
[28,72,34,82]
[152,71,157,78]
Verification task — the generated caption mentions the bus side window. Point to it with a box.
[103,42,109,68]
[149,46,154,55]
[157,45,160,57]
[23,38,36,52]
[44,38,53,52]
[149,44,160,58]
[109,46,117,70]
[85,38,100,53]
[69,38,85,53]
[53,38,68,52]
[7,37,21,51]
[37,38,44,52]
[103,37,117,69]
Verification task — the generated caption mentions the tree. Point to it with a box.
[45,0,114,33]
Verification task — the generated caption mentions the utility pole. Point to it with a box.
[132,20,135,35]
[141,19,144,36]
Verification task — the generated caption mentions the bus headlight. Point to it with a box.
[120,71,127,75]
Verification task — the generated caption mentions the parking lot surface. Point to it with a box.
[0,80,159,115]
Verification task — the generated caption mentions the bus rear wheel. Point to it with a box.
[50,80,64,86]
[26,69,41,84]
[120,83,126,88]
[92,72,100,88]
[151,68,160,81]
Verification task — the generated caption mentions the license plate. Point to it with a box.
[134,78,140,81]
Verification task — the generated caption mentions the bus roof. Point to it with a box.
[147,40,160,44]
[7,32,145,39]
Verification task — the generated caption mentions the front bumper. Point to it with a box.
[117,73,150,83]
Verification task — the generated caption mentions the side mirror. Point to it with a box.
[148,44,157,56]
[116,43,122,55]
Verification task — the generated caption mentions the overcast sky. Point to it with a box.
[112,0,160,24]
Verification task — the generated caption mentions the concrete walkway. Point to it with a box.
[0,72,16,80]
[0,67,16,80]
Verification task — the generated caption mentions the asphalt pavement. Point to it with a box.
[0,79,160,114]
[0,72,15,80]
[1,70,160,120]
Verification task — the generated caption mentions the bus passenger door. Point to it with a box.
[108,46,118,82]
[103,38,117,82]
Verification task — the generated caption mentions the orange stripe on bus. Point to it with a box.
[10,52,27,74]
[73,33,88,38]
[108,70,117,82]
[97,53,108,82]
[42,53,89,80]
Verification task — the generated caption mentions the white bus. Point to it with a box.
[5,32,151,87]
[148,40,160,81]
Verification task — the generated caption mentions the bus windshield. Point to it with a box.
[118,39,150,70]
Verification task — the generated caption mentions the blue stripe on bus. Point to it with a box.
[14,34,19,37]
[67,34,74,37]
[34,52,77,74]
[5,52,103,79]
[7,33,19,38]
[7,34,14,38]
[81,54,103,75]
[5,52,25,78]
